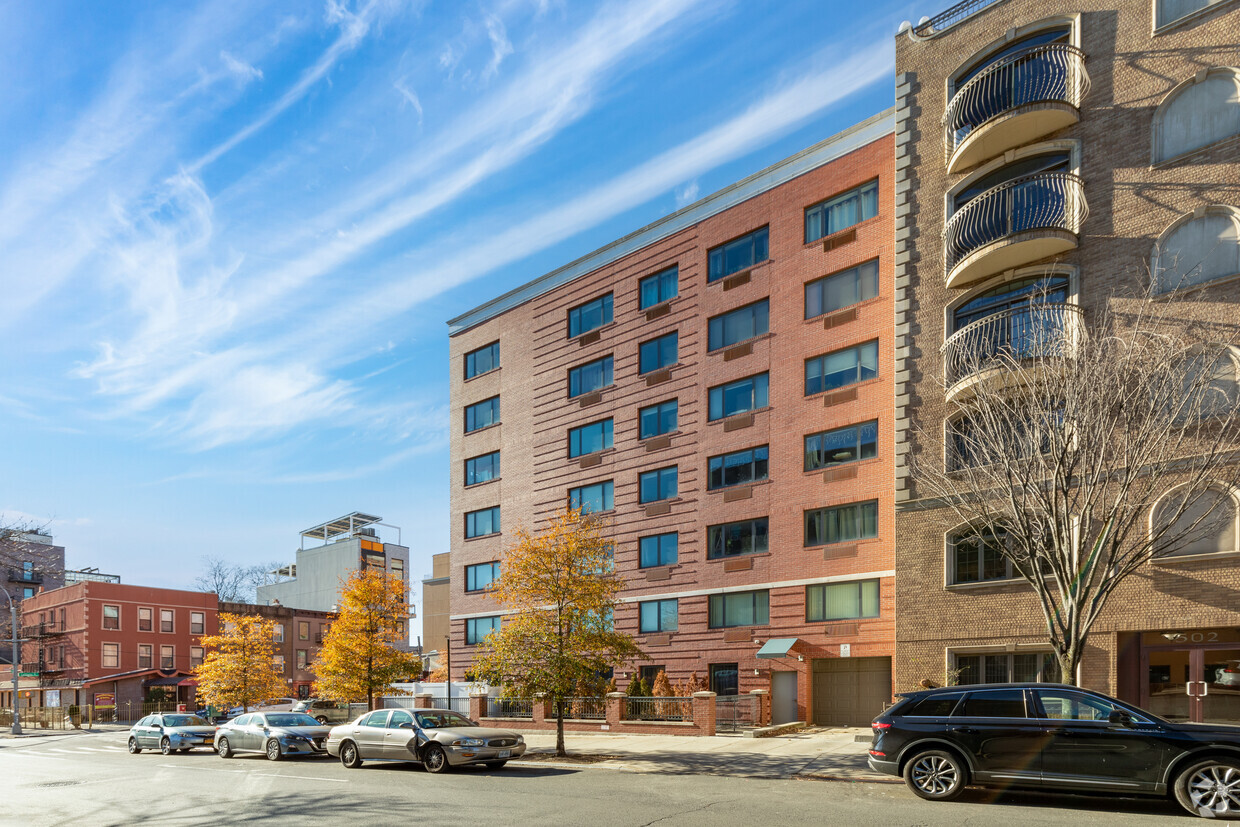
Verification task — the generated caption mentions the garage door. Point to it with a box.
[811,657,892,727]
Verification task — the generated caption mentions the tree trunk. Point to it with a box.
[1056,644,1081,686]
[555,698,566,757]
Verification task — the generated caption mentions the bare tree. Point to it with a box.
[194,556,254,603]
[911,289,1240,685]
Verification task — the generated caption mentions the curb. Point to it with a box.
[794,773,902,785]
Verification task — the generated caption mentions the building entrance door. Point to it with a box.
[1141,632,1240,724]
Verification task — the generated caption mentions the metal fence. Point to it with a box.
[561,697,606,720]
[912,0,1005,37]
[487,698,533,719]
[716,695,758,733]
[0,706,77,730]
[624,697,693,723]
[429,696,469,714]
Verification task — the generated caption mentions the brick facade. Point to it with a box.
[220,601,335,700]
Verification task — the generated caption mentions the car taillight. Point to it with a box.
[1226,669,1238,674]
[869,749,886,757]
[871,721,891,730]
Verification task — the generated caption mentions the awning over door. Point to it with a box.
[756,638,799,659]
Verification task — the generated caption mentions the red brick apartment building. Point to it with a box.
[220,601,335,700]
[447,111,896,726]
[5,583,219,710]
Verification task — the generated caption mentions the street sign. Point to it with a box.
[18,672,38,677]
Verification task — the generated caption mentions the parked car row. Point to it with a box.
[128,707,526,772]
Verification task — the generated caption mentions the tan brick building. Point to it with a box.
[892,0,1240,721]
[446,112,898,726]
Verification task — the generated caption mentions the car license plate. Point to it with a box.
[498,749,511,758]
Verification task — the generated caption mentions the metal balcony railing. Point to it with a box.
[942,303,1083,388]
[7,568,43,584]
[912,0,1006,38]
[944,172,1088,275]
[943,43,1090,161]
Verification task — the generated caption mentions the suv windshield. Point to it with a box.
[415,711,476,729]
[266,713,321,727]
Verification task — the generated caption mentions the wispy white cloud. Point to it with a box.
[481,14,514,82]
[393,75,424,124]
[675,179,700,208]
[220,50,263,83]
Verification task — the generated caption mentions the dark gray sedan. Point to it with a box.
[128,713,218,755]
[214,711,332,761]
[326,708,526,773]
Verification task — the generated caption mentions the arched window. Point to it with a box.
[1151,486,1239,558]
[1153,68,1240,163]
[1152,207,1240,293]
[1156,0,1234,31]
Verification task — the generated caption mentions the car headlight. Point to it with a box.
[453,738,485,747]
[515,735,524,744]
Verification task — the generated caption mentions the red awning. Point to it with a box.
[177,678,199,687]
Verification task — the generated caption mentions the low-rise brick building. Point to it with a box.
[219,601,335,699]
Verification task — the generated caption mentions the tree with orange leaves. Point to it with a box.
[473,507,644,756]
[194,613,288,714]
[313,569,421,710]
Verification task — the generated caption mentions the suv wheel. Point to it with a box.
[127,737,141,755]
[1175,758,1240,818]
[316,716,328,724]
[903,749,967,801]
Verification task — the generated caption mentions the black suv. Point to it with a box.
[868,683,1240,818]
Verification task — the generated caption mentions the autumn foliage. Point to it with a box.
[313,568,421,710]
[194,613,288,714]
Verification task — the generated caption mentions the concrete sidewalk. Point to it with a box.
[512,727,892,783]
[0,722,132,742]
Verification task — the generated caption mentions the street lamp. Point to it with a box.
[1,589,21,735]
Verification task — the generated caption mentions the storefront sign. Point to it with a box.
[94,693,116,708]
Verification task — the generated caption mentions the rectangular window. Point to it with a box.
[708,445,769,490]
[639,266,679,309]
[805,340,878,396]
[568,293,613,337]
[297,649,307,670]
[160,609,174,633]
[465,616,501,645]
[299,621,310,641]
[465,506,501,538]
[639,332,678,374]
[951,529,1013,585]
[805,500,879,547]
[806,580,880,621]
[568,419,613,458]
[639,533,679,568]
[708,373,769,421]
[568,356,613,398]
[707,518,769,560]
[274,624,284,643]
[465,451,501,486]
[569,481,614,514]
[805,259,880,319]
[639,399,677,439]
[805,179,879,243]
[708,300,769,351]
[639,599,679,633]
[391,557,404,577]
[640,665,666,685]
[102,643,119,669]
[190,646,204,668]
[464,341,500,380]
[273,654,285,674]
[708,590,769,628]
[138,607,152,632]
[708,226,769,282]
[189,612,204,635]
[103,604,119,630]
[138,644,152,669]
[805,420,878,471]
[955,653,1056,685]
[466,561,502,592]
[639,466,678,503]
[464,396,500,433]
[160,645,174,670]
[709,663,739,696]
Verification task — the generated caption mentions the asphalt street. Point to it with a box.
[2,731,1188,826]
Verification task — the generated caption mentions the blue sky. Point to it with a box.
[0,0,921,641]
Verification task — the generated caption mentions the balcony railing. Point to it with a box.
[944,172,1087,281]
[943,43,1089,164]
[912,0,1006,38]
[7,569,43,584]
[942,302,1083,389]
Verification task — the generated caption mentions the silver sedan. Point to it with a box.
[214,711,332,761]
[326,708,526,773]
[128,713,218,755]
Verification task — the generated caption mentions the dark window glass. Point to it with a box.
[465,616,500,645]
[639,332,678,374]
[639,533,678,567]
[640,266,679,309]
[957,689,1028,718]
[103,605,119,630]
[806,580,880,621]
[465,451,500,486]
[465,506,500,538]
[639,466,678,503]
[708,446,769,490]
[806,341,879,396]
[464,396,500,433]
[639,599,678,633]
[708,227,769,282]
[805,180,879,243]
[568,294,613,338]
[707,519,769,559]
[639,400,678,439]
[804,501,879,547]
[465,562,501,592]
[708,300,769,351]
[569,356,613,398]
[903,694,965,717]
[568,419,614,458]
[805,421,878,471]
[640,665,665,685]
[708,591,769,628]
[951,528,1012,584]
[805,259,880,319]
[708,373,769,421]
[709,663,739,696]
[569,481,613,513]
[465,341,500,380]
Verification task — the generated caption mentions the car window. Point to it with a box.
[903,694,964,717]
[137,716,152,727]
[233,715,251,726]
[267,713,320,727]
[1036,690,1117,721]
[388,710,415,729]
[163,715,207,727]
[415,711,476,729]
[956,689,1027,718]
[363,711,390,728]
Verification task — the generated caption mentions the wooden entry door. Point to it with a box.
[811,657,891,727]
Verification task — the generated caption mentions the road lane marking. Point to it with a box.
[0,753,65,760]
[155,763,349,782]
[44,749,81,754]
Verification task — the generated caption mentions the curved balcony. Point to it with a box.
[944,172,1087,290]
[942,302,1083,401]
[944,44,1090,174]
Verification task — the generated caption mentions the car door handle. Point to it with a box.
[947,725,977,734]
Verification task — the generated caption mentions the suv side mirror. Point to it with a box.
[1108,710,1133,726]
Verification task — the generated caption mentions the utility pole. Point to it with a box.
[444,635,451,712]
[3,590,21,735]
